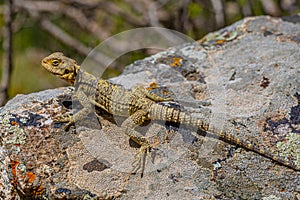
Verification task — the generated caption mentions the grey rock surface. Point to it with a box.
[0,16,299,199]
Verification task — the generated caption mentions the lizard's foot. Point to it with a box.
[131,142,151,177]
[53,113,75,131]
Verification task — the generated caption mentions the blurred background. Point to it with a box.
[0,0,299,106]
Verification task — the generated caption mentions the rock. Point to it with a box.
[0,16,299,199]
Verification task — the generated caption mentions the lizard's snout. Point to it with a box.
[42,59,47,64]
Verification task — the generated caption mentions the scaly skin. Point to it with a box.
[42,52,299,172]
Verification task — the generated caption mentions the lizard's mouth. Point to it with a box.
[45,70,62,76]
[52,72,62,76]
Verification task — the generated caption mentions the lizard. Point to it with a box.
[41,52,300,173]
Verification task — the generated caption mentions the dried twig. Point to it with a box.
[63,6,109,40]
[210,0,225,28]
[14,0,62,12]
[39,19,112,67]
[101,1,146,26]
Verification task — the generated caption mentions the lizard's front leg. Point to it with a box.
[55,89,94,131]
[121,110,150,176]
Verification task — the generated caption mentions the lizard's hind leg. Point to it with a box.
[131,86,173,102]
[121,110,151,177]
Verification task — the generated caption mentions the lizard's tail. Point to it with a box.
[149,104,299,171]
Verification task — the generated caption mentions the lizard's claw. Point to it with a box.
[131,142,151,177]
[53,113,75,131]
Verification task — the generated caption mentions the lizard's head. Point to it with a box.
[42,52,80,85]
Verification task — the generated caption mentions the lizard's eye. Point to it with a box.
[65,69,70,73]
[52,60,60,66]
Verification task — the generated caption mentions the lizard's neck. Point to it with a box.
[74,69,100,91]
[63,65,80,85]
